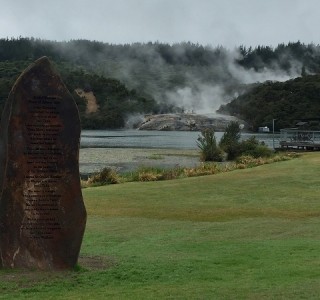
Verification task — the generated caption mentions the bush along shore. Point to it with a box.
[82,122,300,188]
[81,152,300,188]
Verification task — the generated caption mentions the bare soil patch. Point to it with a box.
[75,88,99,114]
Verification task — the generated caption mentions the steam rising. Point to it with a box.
[125,113,145,129]
[166,85,226,114]
[55,41,304,115]
[159,48,302,114]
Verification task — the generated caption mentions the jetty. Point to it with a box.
[279,129,320,150]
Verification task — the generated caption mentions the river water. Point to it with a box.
[81,129,280,149]
[79,130,280,176]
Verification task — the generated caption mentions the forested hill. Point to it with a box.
[1,38,320,129]
[218,74,320,131]
[0,60,159,128]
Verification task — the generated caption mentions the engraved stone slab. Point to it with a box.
[0,57,86,270]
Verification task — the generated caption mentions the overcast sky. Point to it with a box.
[0,0,318,48]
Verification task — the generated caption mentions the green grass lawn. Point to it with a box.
[1,153,320,299]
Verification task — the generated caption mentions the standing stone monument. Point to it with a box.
[0,57,86,270]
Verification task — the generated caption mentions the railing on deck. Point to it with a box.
[279,129,320,149]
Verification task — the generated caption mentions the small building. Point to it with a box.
[258,126,270,133]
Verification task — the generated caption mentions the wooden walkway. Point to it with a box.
[279,129,320,150]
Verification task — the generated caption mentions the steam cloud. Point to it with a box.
[164,49,302,114]
[55,41,304,116]
[98,46,303,115]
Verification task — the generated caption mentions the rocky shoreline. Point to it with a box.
[137,113,245,131]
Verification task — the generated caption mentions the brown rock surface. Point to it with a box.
[0,57,86,270]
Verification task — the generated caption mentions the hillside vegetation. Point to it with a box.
[0,60,157,128]
[1,38,320,129]
[218,74,320,130]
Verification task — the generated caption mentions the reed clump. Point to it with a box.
[82,152,299,187]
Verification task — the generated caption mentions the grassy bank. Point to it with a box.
[1,153,320,299]
[83,152,299,186]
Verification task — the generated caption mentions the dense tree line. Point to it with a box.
[1,38,320,71]
[0,60,158,128]
[2,38,320,96]
[218,75,320,131]
[237,42,320,74]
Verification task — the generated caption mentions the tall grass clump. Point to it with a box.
[86,167,120,186]
[197,128,224,161]
[183,163,221,177]
[125,166,185,182]
[235,152,300,169]
[81,152,299,187]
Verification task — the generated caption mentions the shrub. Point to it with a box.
[128,166,163,182]
[236,155,264,168]
[135,166,185,181]
[138,172,162,181]
[87,167,120,185]
[184,163,220,177]
[249,145,273,158]
[162,166,185,180]
[197,128,224,162]
[239,136,273,158]
[220,126,273,160]
[235,152,300,169]
[219,121,241,160]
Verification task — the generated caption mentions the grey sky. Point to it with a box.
[0,0,318,47]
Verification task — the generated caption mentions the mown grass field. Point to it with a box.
[1,153,320,299]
